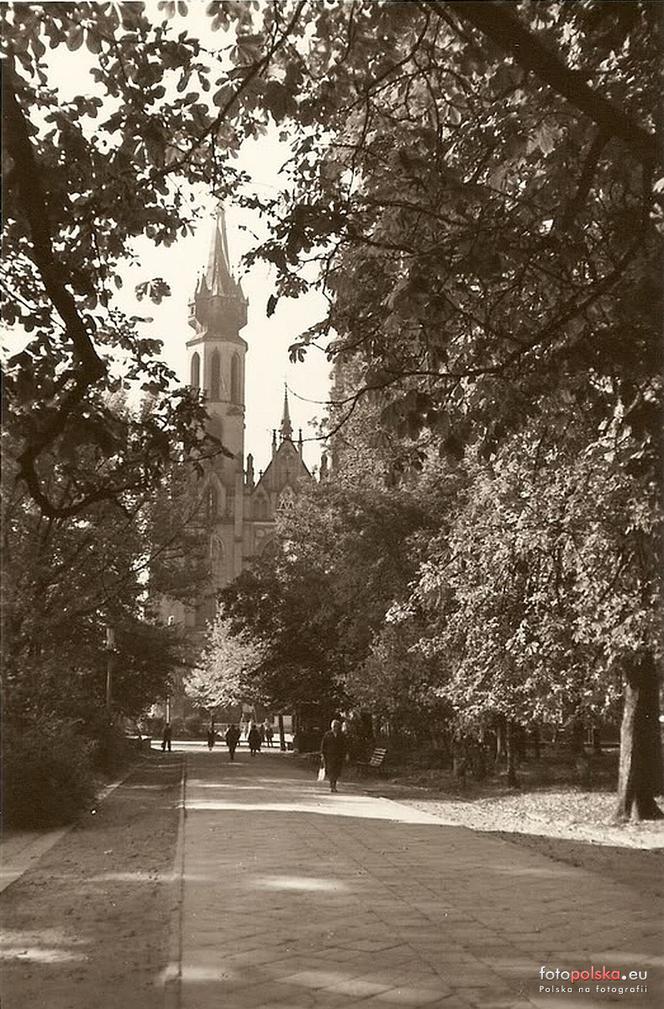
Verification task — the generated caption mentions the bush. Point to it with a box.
[184,713,205,737]
[3,719,97,828]
[92,723,135,775]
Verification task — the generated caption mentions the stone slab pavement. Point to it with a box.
[166,751,662,1009]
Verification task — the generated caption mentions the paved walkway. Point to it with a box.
[169,751,662,1009]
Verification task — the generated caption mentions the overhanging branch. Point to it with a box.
[423,0,657,167]
[3,58,107,516]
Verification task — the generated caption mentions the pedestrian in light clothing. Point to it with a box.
[225,724,241,761]
[321,719,347,793]
[248,724,261,756]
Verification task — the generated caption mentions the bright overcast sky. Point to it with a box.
[8,2,332,476]
[118,180,332,476]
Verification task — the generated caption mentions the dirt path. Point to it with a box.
[0,753,182,1009]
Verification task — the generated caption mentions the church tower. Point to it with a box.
[188,204,247,458]
[188,206,248,602]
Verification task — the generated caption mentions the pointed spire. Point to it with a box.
[280,385,293,441]
[205,204,234,296]
[298,428,303,454]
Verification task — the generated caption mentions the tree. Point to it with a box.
[3,1,660,818]
[401,407,661,812]
[185,612,263,717]
[236,1,661,818]
[2,1,234,518]
[2,414,209,732]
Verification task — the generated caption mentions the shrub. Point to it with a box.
[92,723,135,775]
[184,713,205,737]
[2,719,96,828]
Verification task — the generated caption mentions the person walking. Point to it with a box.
[321,719,347,793]
[264,722,274,748]
[207,725,216,750]
[225,724,241,762]
[248,723,262,757]
[161,723,172,753]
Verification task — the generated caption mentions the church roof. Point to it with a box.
[189,203,248,337]
[205,205,243,297]
[254,438,311,497]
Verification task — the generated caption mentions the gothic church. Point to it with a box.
[167,206,312,630]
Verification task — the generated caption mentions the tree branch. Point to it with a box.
[3,58,107,516]
[424,0,657,167]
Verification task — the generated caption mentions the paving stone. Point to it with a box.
[174,752,662,1009]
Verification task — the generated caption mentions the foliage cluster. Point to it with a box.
[2,720,96,828]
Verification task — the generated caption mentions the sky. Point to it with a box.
[7,2,332,476]
[117,179,332,475]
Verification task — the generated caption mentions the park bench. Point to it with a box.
[354,747,387,777]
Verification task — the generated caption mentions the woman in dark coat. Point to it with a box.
[248,724,262,756]
[320,719,347,793]
[225,724,241,761]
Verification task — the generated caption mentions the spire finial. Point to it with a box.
[206,203,234,295]
[280,384,293,441]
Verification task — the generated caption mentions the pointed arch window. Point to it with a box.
[210,350,221,401]
[254,493,269,521]
[230,353,241,404]
[210,535,225,588]
[191,352,200,390]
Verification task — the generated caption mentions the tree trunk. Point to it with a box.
[495,716,506,760]
[615,654,663,821]
[570,719,585,756]
[506,720,519,788]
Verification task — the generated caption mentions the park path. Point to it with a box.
[167,750,662,1009]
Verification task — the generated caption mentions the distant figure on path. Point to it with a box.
[207,726,216,750]
[161,723,172,753]
[248,724,262,756]
[264,723,274,747]
[225,724,241,761]
[321,719,347,793]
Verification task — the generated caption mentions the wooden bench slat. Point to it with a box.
[355,747,387,775]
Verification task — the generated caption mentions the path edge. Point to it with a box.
[163,752,187,1009]
[0,760,140,895]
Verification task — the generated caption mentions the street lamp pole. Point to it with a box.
[165,614,175,723]
[105,625,115,718]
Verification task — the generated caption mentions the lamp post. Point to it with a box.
[105,625,115,718]
[165,615,175,723]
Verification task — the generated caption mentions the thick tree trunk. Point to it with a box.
[615,654,663,822]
